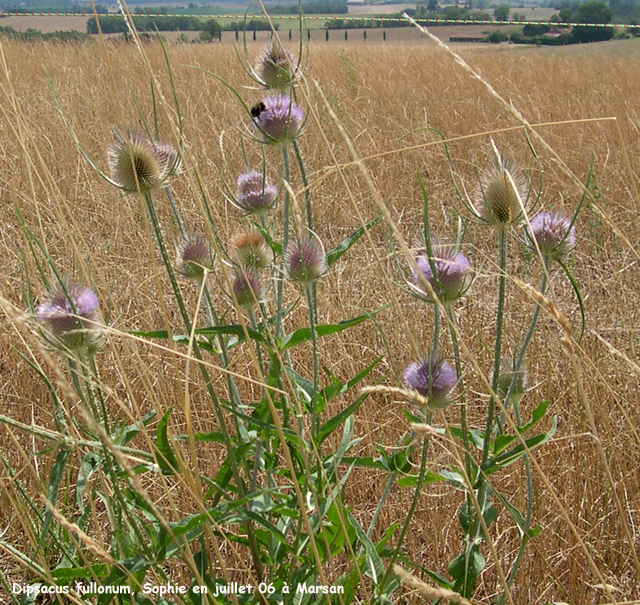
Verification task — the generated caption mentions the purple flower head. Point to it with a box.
[235,170,278,215]
[177,235,213,280]
[412,245,470,303]
[232,270,263,310]
[251,95,304,146]
[477,149,529,227]
[403,356,457,409]
[108,129,181,194]
[255,44,300,90]
[526,210,576,261]
[286,235,326,286]
[36,280,102,351]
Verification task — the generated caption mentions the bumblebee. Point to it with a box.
[251,101,267,119]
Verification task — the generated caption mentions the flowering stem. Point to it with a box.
[381,429,431,591]
[482,227,508,466]
[431,304,440,361]
[203,282,246,440]
[466,227,507,592]
[445,304,472,480]
[142,190,264,581]
[86,351,111,435]
[164,187,185,238]
[293,140,313,230]
[497,258,549,599]
[305,283,320,436]
[275,144,291,341]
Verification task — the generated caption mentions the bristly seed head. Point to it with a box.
[232,270,263,310]
[177,235,213,280]
[477,150,530,227]
[403,355,457,410]
[255,44,299,90]
[251,94,304,146]
[36,279,102,352]
[231,227,271,269]
[286,235,326,286]
[526,210,577,261]
[108,129,181,194]
[496,355,529,400]
[235,169,278,215]
[412,245,470,303]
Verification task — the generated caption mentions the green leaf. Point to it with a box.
[482,415,557,477]
[346,509,384,585]
[325,215,382,268]
[251,220,282,256]
[76,451,102,510]
[517,399,550,434]
[50,565,108,579]
[195,324,267,345]
[396,471,445,488]
[280,310,383,351]
[448,545,485,597]
[439,468,467,489]
[116,410,156,446]
[315,392,368,445]
[176,431,225,443]
[494,434,517,455]
[319,356,382,408]
[284,367,314,404]
[38,448,70,552]
[155,408,180,475]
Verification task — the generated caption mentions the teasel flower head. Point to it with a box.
[526,210,577,262]
[36,279,102,352]
[403,355,457,410]
[231,227,271,269]
[235,169,278,215]
[411,244,470,304]
[255,44,300,91]
[108,129,181,194]
[475,144,530,227]
[232,269,263,310]
[251,94,304,146]
[177,235,213,281]
[496,355,528,401]
[286,234,326,286]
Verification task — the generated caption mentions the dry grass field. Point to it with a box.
[0,31,639,604]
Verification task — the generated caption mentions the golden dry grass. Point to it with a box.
[0,34,639,604]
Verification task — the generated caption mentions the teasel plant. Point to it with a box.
[393,140,590,600]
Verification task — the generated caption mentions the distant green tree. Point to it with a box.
[201,18,221,40]
[572,0,614,42]
[494,5,510,20]
[523,22,551,35]
[427,0,440,11]
[487,29,509,41]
